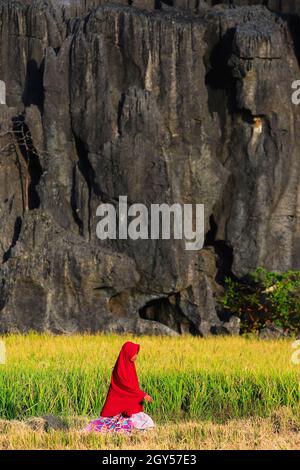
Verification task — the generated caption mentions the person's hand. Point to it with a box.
[144,394,153,403]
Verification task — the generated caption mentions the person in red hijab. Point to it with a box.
[101,341,152,418]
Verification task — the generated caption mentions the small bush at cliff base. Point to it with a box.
[222,268,300,334]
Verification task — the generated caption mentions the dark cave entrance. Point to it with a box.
[139,296,199,335]
[205,28,236,99]
[22,59,45,113]
[284,12,300,68]
[204,27,237,132]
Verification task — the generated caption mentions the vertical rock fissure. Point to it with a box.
[22,59,45,114]
[117,92,126,137]
[72,133,120,239]
[2,216,22,263]
[284,13,300,68]
[204,214,237,284]
[12,115,43,212]
[205,27,237,148]
[71,165,84,236]
[73,134,95,240]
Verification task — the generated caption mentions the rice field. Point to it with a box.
[1,408,300,449]
[0,333,299,426]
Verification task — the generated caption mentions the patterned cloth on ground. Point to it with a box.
[83,412,154,433]
[130,412,155,430]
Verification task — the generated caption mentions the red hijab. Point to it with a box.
[100,341,146,417]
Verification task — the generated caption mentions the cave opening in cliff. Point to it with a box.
[204,214,238,285]
[284,13,300,68]
[205,28,237,120]
[12,115,43,211]
[139,296,199,335]
[160,0,172,6]
[22,59,45,113]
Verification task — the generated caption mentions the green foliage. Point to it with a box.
[222,268,300,334]
[0,367,299,423]
[0,334,299,423]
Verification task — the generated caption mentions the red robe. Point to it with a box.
[100,341,146,417]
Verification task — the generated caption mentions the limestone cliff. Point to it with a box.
[0,0,299,334]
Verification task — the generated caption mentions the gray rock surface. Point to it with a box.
[0,1,299,335]
[259,325,289,339]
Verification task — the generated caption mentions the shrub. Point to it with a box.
[222,268,300,334]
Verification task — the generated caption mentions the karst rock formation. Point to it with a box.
[0,0,299,335]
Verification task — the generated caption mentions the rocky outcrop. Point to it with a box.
[0,1,299,335]
[172,0,300,15]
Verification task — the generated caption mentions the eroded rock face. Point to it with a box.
[0,1,299,335]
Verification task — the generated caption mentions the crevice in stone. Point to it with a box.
[70,165,84,236]
[211,0,232,4]
[117,92,126,137]
[204,214,238,284]
[74,135,102,196]
[2,216,22,263]
[139,295,199,335]
[22,59,45,114]
[205,28,237,134]
[73,134,97,240]
[0,278,6,310]
[12,114,43,211]
[205,28,236,103]
[73,133,120,237]
[283,12,300,68]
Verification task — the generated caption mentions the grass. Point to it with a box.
[0,333,299,424]
[0,408,300,449]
